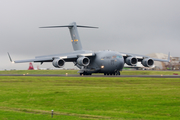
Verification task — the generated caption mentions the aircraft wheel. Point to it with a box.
[104,73,106,75]
[84,72,89,75]
[113,73,115,75]
[107,73,109,75]
[115,71,120,75]
[110,73,112,75]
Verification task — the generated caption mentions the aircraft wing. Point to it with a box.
[13,57,53,63]
[120,52,170,62]
[8,51,95,63]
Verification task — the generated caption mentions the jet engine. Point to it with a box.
[125,57,138,66]
[141,58,154,67]
[52,59,65,68]
[77,57,90,66]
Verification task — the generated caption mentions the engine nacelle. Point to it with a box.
[77,57,90,66]
[125,57,138,66]
[141,58,154,67]
[52,59,65,68]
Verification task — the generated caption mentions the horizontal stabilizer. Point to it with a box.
[76,25,98,28]
[40,25,72,28]
[40,25,98,29]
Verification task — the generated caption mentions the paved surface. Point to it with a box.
[0,74,180,78]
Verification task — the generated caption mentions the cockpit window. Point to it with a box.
[116,55,122,58]
[102,55,122,60]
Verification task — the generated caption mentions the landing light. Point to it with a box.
[101,66,104,69]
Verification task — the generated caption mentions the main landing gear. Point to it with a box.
[104,71,120,76]
[80,72,92,76]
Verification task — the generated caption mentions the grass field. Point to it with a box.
[0,70,180,75]
[0,76,180,119]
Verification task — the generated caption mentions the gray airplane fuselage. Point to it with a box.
[87,51,124,73]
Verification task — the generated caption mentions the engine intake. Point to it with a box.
[52,59,65,68]
[141,58,154,67]
[125,57,138,66]
[77,57,90,66]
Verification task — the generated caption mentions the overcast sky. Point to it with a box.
[1,0,180,70]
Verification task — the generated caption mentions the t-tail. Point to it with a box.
[40,22,98,51]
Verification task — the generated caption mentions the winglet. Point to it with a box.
[7,52,14,63]
[168,52,170,62]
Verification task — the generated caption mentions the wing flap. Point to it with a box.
[14,57,53,63]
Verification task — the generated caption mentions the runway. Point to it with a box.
[0,74,180,78]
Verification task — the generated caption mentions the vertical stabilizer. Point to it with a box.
[40,22,98,51]
[68,22,82,51]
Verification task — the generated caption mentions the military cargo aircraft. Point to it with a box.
[8,22,170,75]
